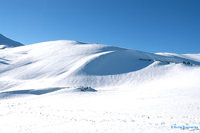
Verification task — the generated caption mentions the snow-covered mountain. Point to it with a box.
[0,37,200,133]
[0,40,199,90]
[0,34,23,49]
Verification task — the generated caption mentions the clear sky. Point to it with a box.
[0,0,200,53]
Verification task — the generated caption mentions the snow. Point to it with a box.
[0,38,200,133]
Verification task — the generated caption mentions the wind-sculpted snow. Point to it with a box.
[0,40,200,91]
[80,50,154,75]
[0,87,65,99]
[0,40,200,133]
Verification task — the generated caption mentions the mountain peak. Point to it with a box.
[0,34,23,49]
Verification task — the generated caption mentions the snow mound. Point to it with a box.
[0,40,199,91]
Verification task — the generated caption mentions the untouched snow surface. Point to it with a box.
[0,40,200,133]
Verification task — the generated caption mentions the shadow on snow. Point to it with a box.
[0,87,65,99]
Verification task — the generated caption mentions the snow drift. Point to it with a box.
[0,39,199,91]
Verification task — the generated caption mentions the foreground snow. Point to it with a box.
[0,40,200,133]
[0,85,200,133]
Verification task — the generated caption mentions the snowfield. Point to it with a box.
[0,39,200,133]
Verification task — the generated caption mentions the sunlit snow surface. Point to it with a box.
[0,40,200,133]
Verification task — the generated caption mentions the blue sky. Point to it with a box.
[0,0,200,53]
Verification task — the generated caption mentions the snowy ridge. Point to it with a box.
[0,39,200,133]
[0,40,200,91]
[0,41,200,89]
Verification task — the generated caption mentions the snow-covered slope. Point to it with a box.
[0,40,199,91]
[0,40,200,133]
[0,34,23,49]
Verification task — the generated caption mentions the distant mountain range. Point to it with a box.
[0,34,23,49]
